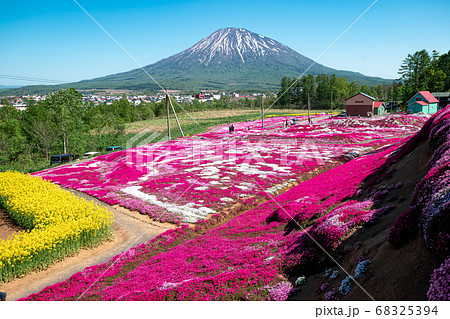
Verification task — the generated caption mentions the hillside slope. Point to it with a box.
[292,107,450,301]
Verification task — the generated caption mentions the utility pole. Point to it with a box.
[169,98,184,137]
[390,96,392,113]
[331,91,333,114]
[261,95,264,130]
[165,89,171,141]
[307,93,311,124]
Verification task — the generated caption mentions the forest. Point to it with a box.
[276,49,450,109]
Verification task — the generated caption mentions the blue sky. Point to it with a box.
[0,0,449,87]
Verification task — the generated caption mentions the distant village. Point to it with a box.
[1,89,449,117]
[0,90,267,111]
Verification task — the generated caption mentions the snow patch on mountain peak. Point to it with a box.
[178,27,290,66]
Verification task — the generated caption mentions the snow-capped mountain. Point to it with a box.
[11,27,389,93]
[125,27,387,90]
[173,27,292,65]
[153,27,317,75]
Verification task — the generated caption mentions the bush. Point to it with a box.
[387,208,418,247]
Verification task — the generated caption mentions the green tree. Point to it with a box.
[23,103,57,160]
[316,74,332,108]
[300,74,315,108]
[397,49,450,104]
[399,50,432,97]
[428,69,447,92]
[331,76,350,109]
[0,106,26,165]
[435,50,450,90]
[277,77,292,107]
[44,88,85,154]
[349,81,361,97]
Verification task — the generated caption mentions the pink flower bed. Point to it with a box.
[32,115,426,224]
[22,132,409,301]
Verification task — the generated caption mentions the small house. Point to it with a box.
[195,93,205,100]
[407,91,438,114]
[346,93,377,117]
[373,102,386,115]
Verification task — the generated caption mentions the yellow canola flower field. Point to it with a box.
[0,171,114,282]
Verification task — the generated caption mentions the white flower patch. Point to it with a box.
[159,278,193,291]
[261,163,291,173]
[235,163,275,176]
[122,186,215,222]
[138,167,160,181]
[199,166,220,176]
[220,197,234,202]
[205,174,221,180]
[295,196,314,203]
[265,180,294,194]
[319,214,344,229]
[203,159,234,167]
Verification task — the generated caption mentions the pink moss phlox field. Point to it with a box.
[22,134,407,301]
[427,257,450,301]
[31,115,426,224]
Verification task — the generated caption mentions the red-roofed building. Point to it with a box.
[195,93,205,100]
[373,101,386,115]
[407,91,438,114]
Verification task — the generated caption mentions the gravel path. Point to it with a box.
[0,188,176,301]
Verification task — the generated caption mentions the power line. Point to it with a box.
[0,74,67,84]
[72,0,199,125]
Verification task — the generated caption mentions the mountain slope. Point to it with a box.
[1,28,391,94]
[94,27,389,91]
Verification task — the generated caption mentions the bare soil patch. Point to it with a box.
[0,209,24,241]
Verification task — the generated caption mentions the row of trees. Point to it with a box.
[276,74,392,109]
[276,49,450,109]
[0,89,159,170]
[398,49,450,99]
[0,88,262,171]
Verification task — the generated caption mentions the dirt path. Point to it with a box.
[0,188,176,301]
[0,209,24,241]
